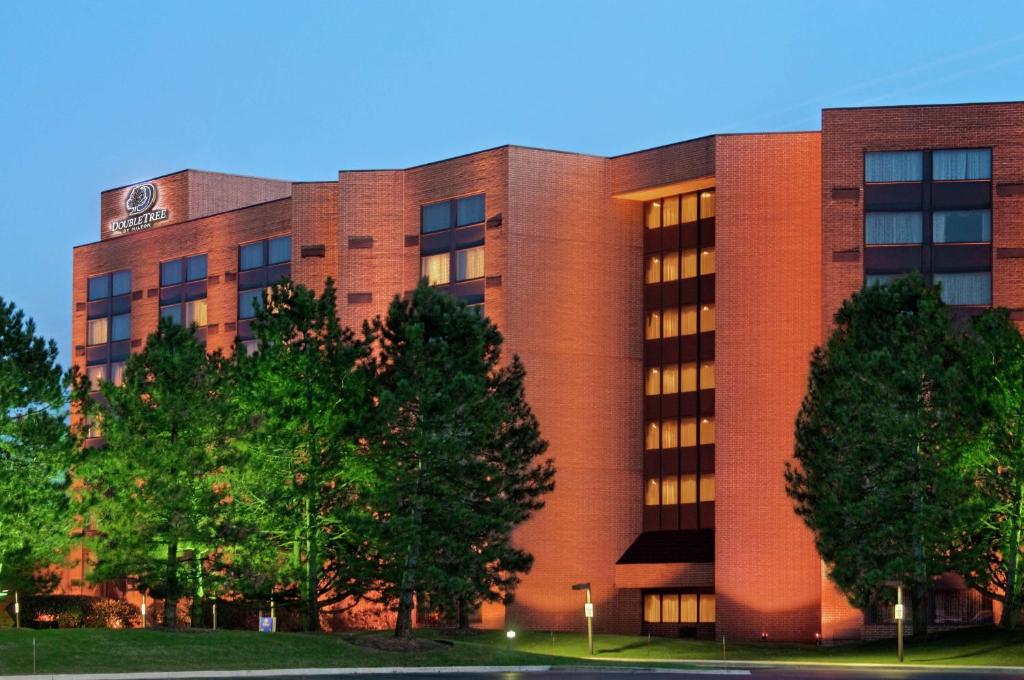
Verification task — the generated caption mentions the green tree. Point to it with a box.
[366,282,554,638]
[226,279,373,632]
[0,297,72,601]
[785,273,968,638]
[73,319,230,627]
[951,308,1024,628]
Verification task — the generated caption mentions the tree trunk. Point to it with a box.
[1000,503,1023,629]
[458,596,469,631]
[305,494,319,632]
[911,583,929,640]
[164,541,178,628]
[395,501,423,639]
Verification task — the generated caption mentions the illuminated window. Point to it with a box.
[700,473,716,502]
[86,364,106,391]
[700,304,715,332]
[700,361,715,390]
[699,191,715,219]
[661,418,678,448]
[87,318,108,346]
[645,421,660,450]
[700,417,715,445]
[421,253,450,286]
[662,365,679,394]
[645,478,660,506]
[87,417,103,439]
[662,308,679,338]
[645,201,662,229]
[681,250,698,279]
[662,252,679,282]
[865,151,923,183]
[681,193,698,223]
[185,299,208,327]
[701,248,715,275]
[933,148,991,181]
[661,475,678,505]
[680,418,697,447]
[110,361,125,387]
[645,256,662,284]
[699,594,716,623]
[681,594,698,623]
[644,594,661,623]
[681,306,697,335]
[680,363,697,393]
[645,311,661,340]
[662,196,680,226]
[645,367,661,396]
[680,474,697,503]
[456,246,485,281]
[242,339,259,356]
[662,593,680,623]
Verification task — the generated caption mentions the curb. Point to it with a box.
[0,668,759,680]
[610,656,1024,674]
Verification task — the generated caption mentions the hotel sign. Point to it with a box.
[109,182,168,235]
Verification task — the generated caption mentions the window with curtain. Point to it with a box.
[663,252,680,281]
[239,242,264,270]
[699,594,716,623]
[645,422,660,450]
[86,364,106,390]
[933,148,991,180]
[456,246,485,280]
[421,253,450,286]
[645,256,662,284]
[865,151,924,182]
[701,248,715,275]
[700,473,716,502]
[185,299,208,327]
[662,308,680,338]
[682,250,698,279]
[661,594,680,623]
[645,367,660,396]
[645,478,660,506]
[110,361,125,387]
[700,305,715,332]
[699,191,715,219]
[681,418,697,447]
[680,363,697,393]
[700,361,715,389]
[661,418,679,448]
[645,201,662,229]
[933,272,991,306]
[681,306,698,335]
[680,594,698,623]
[661,475,678,505]
[680,474,697,503]
[662,195,680,227]
[865,212,923,244]
[700,417,715,445]
[644,594,661,623]
[681,193,698,223]
[88,318,108,346]
[662,365,679,394]
[645,311,661,340]
[933,210,991,243]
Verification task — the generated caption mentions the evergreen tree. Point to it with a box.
[0,297,72,600]
[786,273,968,638]
[73,319,230,627]
[226,279,373,632]
[366,282,553,638]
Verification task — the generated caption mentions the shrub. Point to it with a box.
[6,595,141,629]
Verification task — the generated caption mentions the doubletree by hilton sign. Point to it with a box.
[109,182,168,235]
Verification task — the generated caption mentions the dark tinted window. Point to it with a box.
[456,194,485,226]
[111,271,131,296]
[240,242,264,270]
[239,289,263,319]
[421,201,451,234]
[187,254,208,281]
[111,314,131,341]
[161,260,183,286]
[161,304,182,325]
[268,236,291,265]
[88,275,109,301]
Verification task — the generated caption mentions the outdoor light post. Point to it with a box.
[571,582,594,655]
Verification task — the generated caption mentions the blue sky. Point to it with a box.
[2,0,1023,366]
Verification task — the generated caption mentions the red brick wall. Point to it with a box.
[714,132,823,642]
[290,182,339,296]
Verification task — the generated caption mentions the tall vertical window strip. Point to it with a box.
[237,237,292,332]
[699,191,715,219]
[865,151,924,182]
[160,254,208,330]
[662,195,679,226]
[85,269,132,398]
[645,201,662,229]
[933,149,991,180]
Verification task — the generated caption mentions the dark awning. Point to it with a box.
[616,529,714,565]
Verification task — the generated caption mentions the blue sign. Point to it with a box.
[259,616,274,632]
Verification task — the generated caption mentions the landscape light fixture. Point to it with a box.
[506,630,516,639]
[570,582,594,655]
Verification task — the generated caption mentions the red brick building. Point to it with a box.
[71,101,1024,641]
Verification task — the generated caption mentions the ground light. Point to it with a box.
[506,630,516,650]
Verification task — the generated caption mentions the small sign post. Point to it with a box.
[894,586,904,663]
[259,616,274,633]
[571,582,594,656]
[14,592,20,629]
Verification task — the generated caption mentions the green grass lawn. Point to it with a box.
[2,626,1024,675]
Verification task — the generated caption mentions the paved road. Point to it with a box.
[237,670,1024,680]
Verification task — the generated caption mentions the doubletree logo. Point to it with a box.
[110,182,169,236]
[125,183,157,215]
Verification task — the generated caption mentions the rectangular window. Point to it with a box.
[421,253,451,286]
[662,308,679,338]
[422,201,451,233]
[242,339,259,356]
[680,474,697,503]
[866,273,899,287]
[239,289,263,319]
[681,250,698,279]
[110,314,130,342]
[644,594,661,623]
[701,248,715,275]
[110,361,125,387]
[700,304,715,332]
[645,367,660,396]
[933,148,991,180]
[680,363,697,393]
[240,242,264,270]
[111,270,132,296]
[700,473,716,502]
[87,318,108,346]
[866,212,923,245]
[933,210,991,243]
[645,422,660,450]
[161,304,182,325]
[934,272,992,306]
[268,236,292,265]
[88,274,109,301]
[662,252,679,281]
[662,365,679,394]
[865,151,924,182]
[681,306,698,335]
[699,190,715,219]
[645,256,662,284]
[645,478,660,506]
[187,254,208,281]
[700,417,715,445]
[662,593,680,623]
[680,594,698,623]
[86,364,106,390]
[161,260,183,286]
[700,361,715,390]
[456,194,485,226]
[645,201,662,229]
[680,417,697,447]
[699,594,716,623]
[681,193,698,223]
[185,299,208,327]
[645,311,661,340]
[662,196,680,227]
[456,246,485,281]
[661,419,679,448]
[661,475,678,505]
